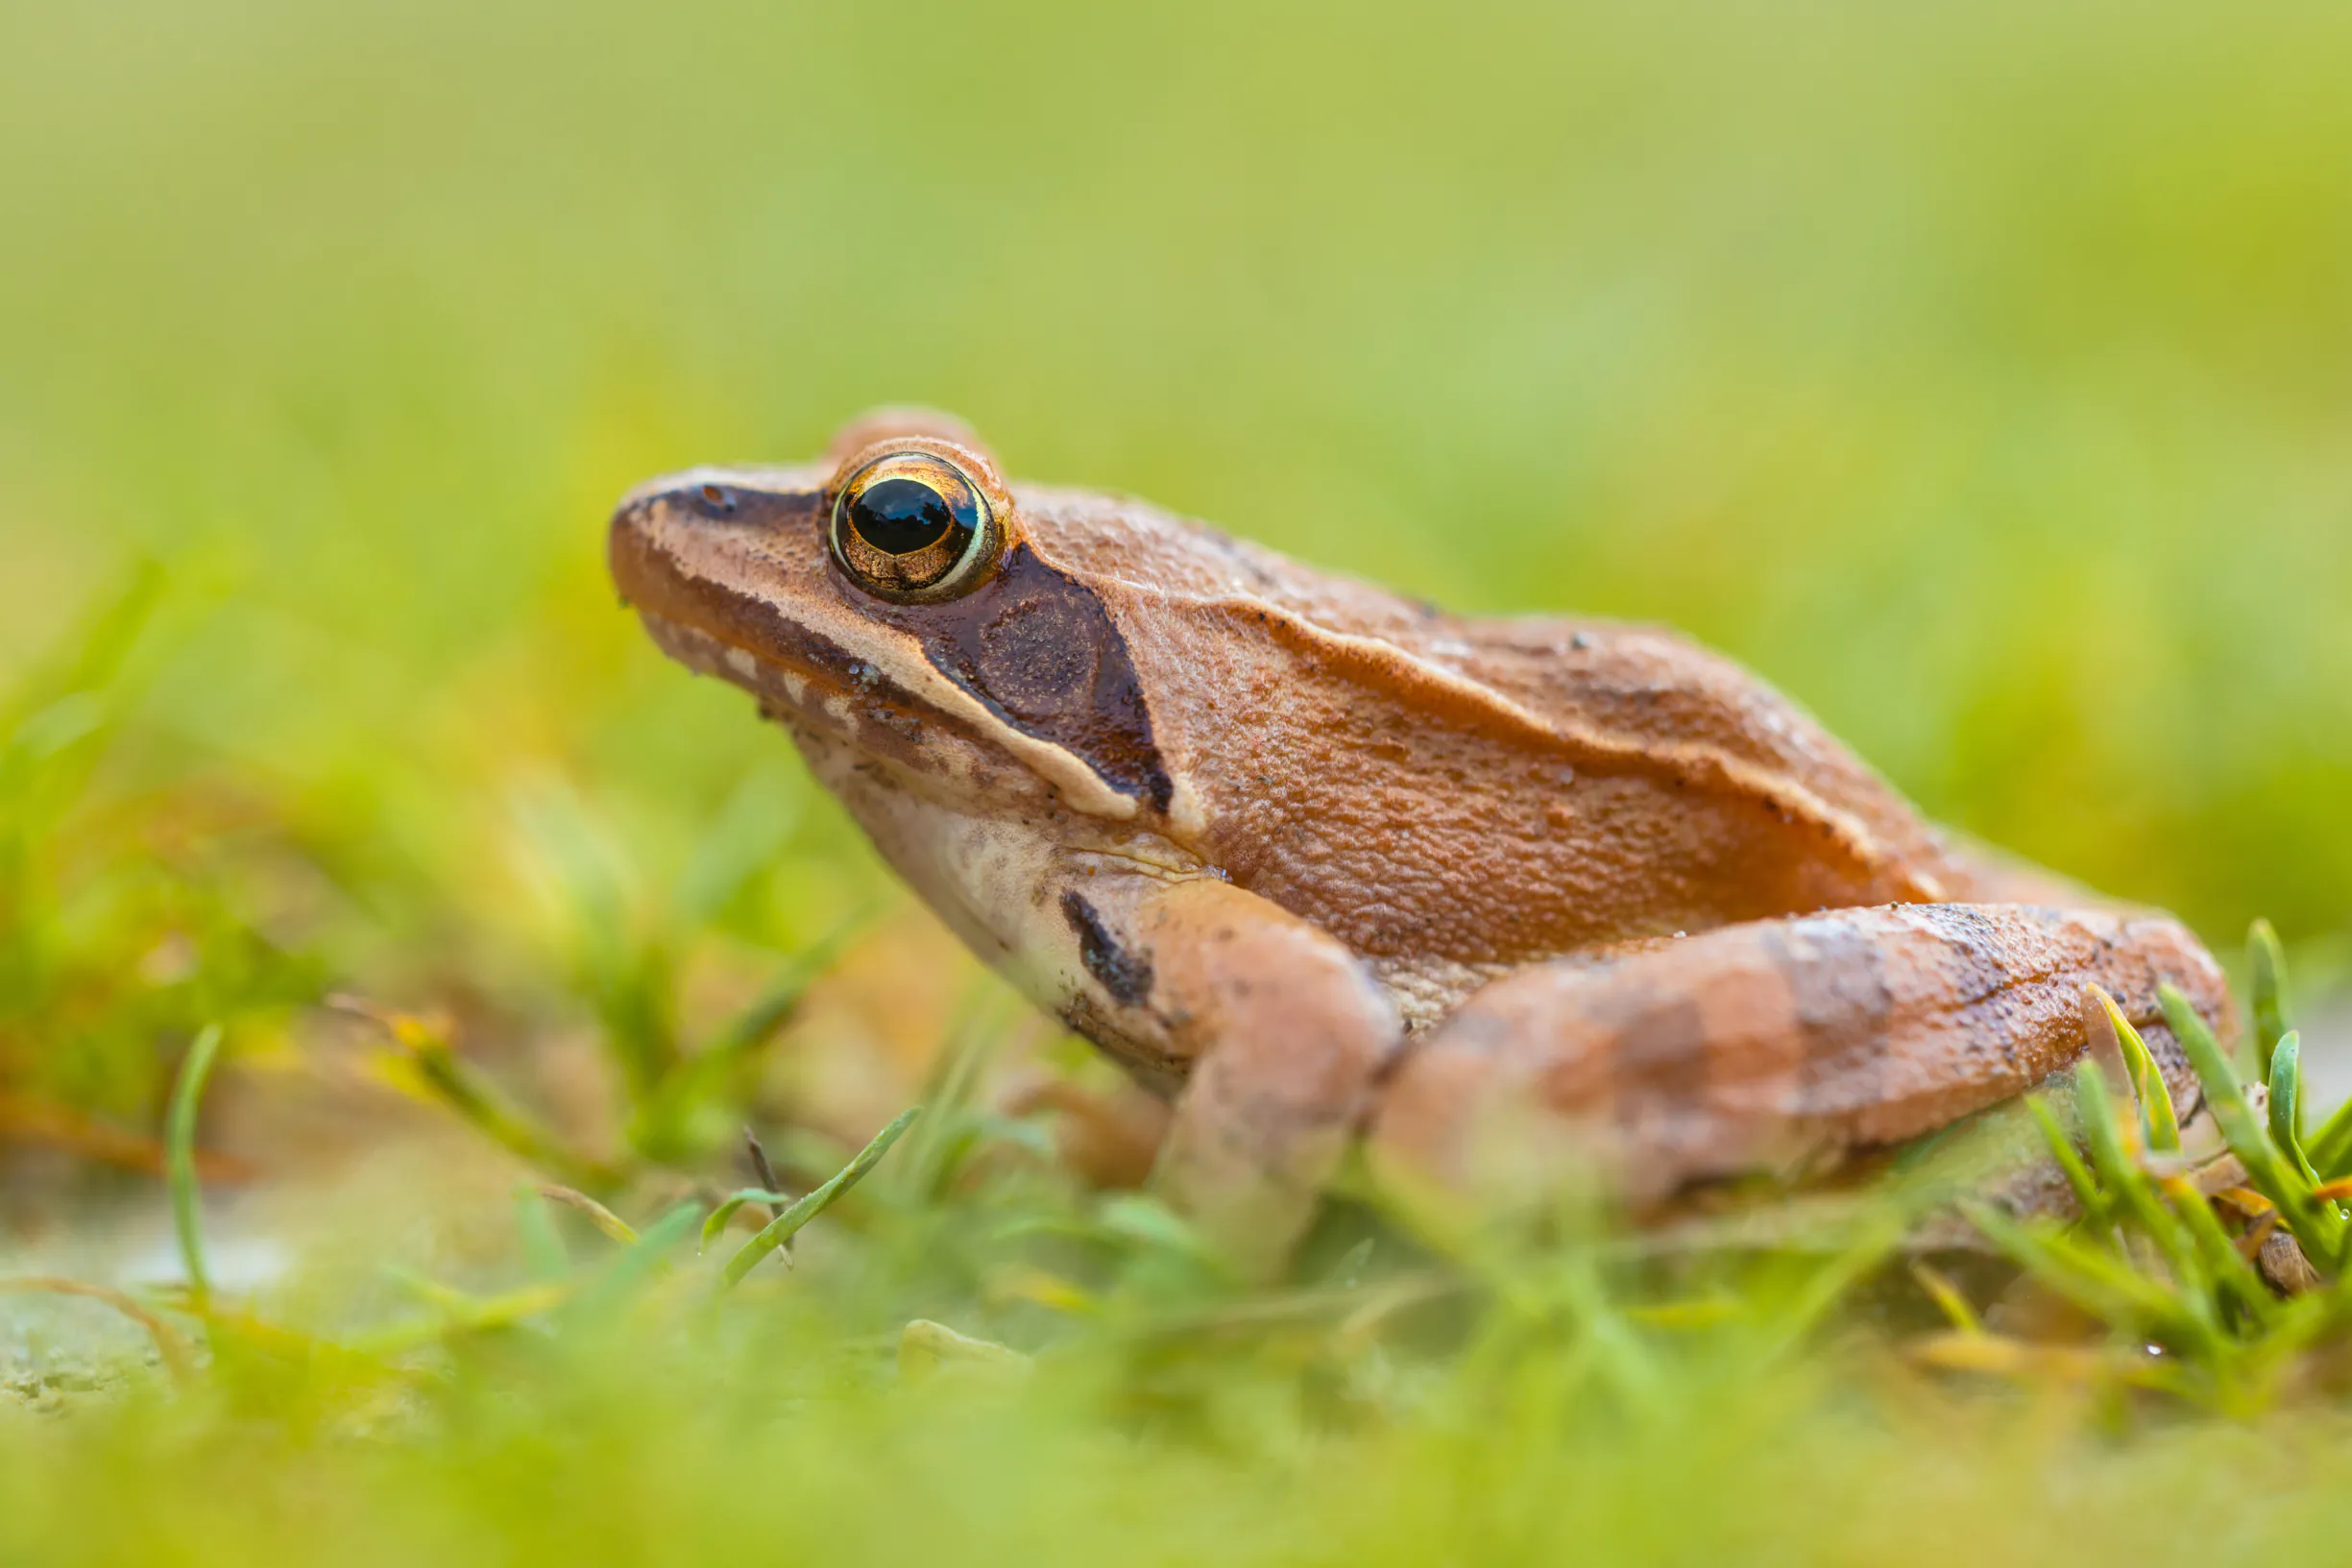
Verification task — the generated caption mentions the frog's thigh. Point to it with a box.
[1370,903,2233,1207]
[1130,880,1402,1277]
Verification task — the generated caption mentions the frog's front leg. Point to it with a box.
[1059,877,1402,1277]
[1370,903,2236,1211]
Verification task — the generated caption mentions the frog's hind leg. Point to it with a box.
[1368,904,2235,1211]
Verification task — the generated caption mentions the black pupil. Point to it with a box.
[851,477,956,555]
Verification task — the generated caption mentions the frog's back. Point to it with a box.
[1022,486,1980,1023]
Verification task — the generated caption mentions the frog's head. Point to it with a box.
[608,409,1182,832]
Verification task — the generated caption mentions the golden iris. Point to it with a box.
[829,450,993,599]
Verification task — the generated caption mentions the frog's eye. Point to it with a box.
[829,449,996,601]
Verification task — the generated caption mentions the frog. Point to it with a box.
[608,408,2235,1273]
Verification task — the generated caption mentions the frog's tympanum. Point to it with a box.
[610,410,2233,1271]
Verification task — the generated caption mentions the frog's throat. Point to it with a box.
[635,607,1146,825]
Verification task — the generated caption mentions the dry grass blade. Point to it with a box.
[1908,1331,2187,1394]
[1908,1262,1984,1335]
[331,995,617,1192]
[743,1127,784,1224]
[0,1277,196,1384]
[535,1185,640,1245]
[897,1319,1032,1387]
[0,1093,253,1182]
[347,1282,575,1358]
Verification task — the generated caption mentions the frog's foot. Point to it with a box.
[1368,903,2236,1214]
[1123,880,1404,1280]
[1000,1074,1172,1191]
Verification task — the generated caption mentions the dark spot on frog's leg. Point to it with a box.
[1775,922,1894,1112]
[1605,994,1708,1128]
[1060,891,1154,1007]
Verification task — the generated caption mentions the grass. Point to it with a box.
[12,888,2352,1563]
[1931,968,2352,1413]
[8,0,2352,1560]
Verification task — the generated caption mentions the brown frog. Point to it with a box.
[608,409,2233,1271]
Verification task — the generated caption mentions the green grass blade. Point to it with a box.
[2236,1291,2352,1403]
[2269,1033,2316,1182]
[2072,1061,2214,1329]
[1959,1199,2209,1347]
[708,911,876,1064]
[0,559,162,766]
[514,1184,570,1281]
[617,1201,701,1278]
[346,1280,574,1358]
[2308,1083,2352,1181]
[562,1202,703,1328]
[1553,1255,1671,1422]
[1746,1212,1908,1369]
[629,916,874,1162]
[2162,984,2341,1259]
[671,763,804,926]
[722,1106,921,1289]
[2025,1091,2109,1227]
[2250,919,2293,1078]
[2162,984,2266,1169]
[699,1189,793,1253]
[2094,986,2179,1153]
[510,779,675,1095]
[2157,1174,2277,1329]
[892,993,1020,1203]
[2072,1061,2136,1194]
[165,1024,224,1310]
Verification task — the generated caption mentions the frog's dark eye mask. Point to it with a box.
[829,448,998,602]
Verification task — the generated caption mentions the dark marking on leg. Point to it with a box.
[1775,919,1895,1115]
[1603,993,1708,1127]
[1061,891,1155,1006]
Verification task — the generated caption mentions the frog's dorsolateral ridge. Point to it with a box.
[609,409,2234,1274]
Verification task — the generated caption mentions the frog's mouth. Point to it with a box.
[634,607,938,753]
[609,477,958,752]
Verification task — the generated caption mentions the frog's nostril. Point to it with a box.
[613,472,758,530]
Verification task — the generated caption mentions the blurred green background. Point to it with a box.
[5,0,2351,1125]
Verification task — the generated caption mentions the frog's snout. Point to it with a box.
[607,464,839,638]
[610,464,826,574]
[608,470,759,614]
